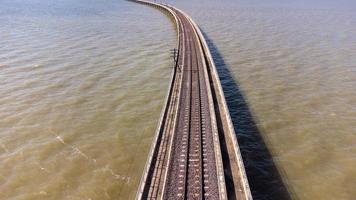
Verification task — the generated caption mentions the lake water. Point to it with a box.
[0,0,355,199]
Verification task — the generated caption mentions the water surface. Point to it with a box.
[0,0,174,199]
[166,0,356,199]
[1,0,355,199]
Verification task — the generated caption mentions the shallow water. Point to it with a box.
[0,0,174,199]
[1,0,355,199]
[167,0,356,199]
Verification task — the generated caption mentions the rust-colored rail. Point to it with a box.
[130,1,252,199]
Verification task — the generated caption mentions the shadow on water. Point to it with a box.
[202,31,292,200]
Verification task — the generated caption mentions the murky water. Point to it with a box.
[167,0,356,199]
[1,0,355,199]
[0,0,175,199]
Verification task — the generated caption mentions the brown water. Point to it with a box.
[1,0,355,199]
[0,0,175,199]
[169,0,356,199]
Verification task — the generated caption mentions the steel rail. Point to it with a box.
[129,1,252,199]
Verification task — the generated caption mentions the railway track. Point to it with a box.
[163,8,221,199]
[131,1,252,199]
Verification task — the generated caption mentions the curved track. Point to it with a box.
[162,8,221,199]
[131,1,252,200]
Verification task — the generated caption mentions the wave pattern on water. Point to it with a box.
[167,0,356,199]
[1,0,356,199]
[0,0,175,199]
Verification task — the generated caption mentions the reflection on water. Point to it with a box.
[0,0,174,199]
[1,0,355,199]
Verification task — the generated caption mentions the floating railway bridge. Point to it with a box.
[130,1,252,199]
